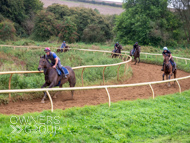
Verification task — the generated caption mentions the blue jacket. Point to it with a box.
[61,43,66,48]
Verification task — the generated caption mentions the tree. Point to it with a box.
[57,17,78,43]
[169,0,190,44]
[82,24,106,43]
[0,20,16,41]
[32,11,58,41]
[115,0,181,46]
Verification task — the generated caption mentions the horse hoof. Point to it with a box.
[53,96,57,99]
[41,100,45,103]
[168,84,171,87]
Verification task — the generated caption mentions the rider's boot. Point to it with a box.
[61,69,67,79]
[161,63,164,71]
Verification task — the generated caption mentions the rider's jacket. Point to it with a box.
[46,52,60,64]
[133,44,138,50]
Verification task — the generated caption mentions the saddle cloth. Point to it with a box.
[56,67,69,76]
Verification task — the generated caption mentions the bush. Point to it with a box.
[82,24,106,43]
[0,20,16,41]
[32,11,58,41]
[57,18,78,43]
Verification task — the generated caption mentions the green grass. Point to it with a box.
[0,90,190,142]
[0,46,132,102]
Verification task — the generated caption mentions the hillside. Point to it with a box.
[40,0,124,15]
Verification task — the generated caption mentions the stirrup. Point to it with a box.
[161,68,164,71]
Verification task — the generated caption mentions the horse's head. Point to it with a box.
[118,45,123,50]
[164,55,170,68]
[38,55,49,71]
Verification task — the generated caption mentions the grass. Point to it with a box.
[0,90,189,142]
[0,45,132,102]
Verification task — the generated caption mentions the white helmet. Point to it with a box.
[163,47,168,50]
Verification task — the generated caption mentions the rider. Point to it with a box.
[132,42,138,56]
[44,47,67,78]
[161,47,176,71]
[60,41,66,52]
[114,42,119,52]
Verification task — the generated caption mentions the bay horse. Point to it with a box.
[130,46,141,65]
[38,55,76,103]
[162,55,177,87]
[112,45,123,58]
[57,46,70,53]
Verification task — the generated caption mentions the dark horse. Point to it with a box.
[38,55,76,103]
[112,45,123,58]
[57,46,70,53]
[130,46,141,65]
[162,55,177,87]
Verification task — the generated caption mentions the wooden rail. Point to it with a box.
[0,75,189,112]
[1,45,190,112]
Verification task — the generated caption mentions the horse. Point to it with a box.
[38,55,76,103]
[162,55,177,87]
[130,46,141,65]
[111,45,123,58]
[57,46,70,53]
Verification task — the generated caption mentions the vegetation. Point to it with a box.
[0,90,190,142]
[115,0,184,47]
[0,44,132,102]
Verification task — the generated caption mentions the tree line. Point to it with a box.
[0,0,189,47]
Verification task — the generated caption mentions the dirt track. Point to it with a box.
[0,63,190,115]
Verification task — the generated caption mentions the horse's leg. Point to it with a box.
[134,58,137,65]
[41,82,55,103]
[166,74,170,87]
[162,73,165,80]
[41,82,48,103]
[68,77,76,98]
[139,56,140,63]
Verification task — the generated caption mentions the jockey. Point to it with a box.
[60,41,66,52]
[161,47,176,71]
[44,47,67,78]
[132,42,138,56]
[114,42,119,52]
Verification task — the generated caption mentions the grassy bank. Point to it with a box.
[0,46,132,103]
[0,90,189,142]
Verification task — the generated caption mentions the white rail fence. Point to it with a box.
[0,45,190,112]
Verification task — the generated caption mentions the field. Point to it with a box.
[0,90,190,142]
[0,40,190,142]
[40,0,124,15]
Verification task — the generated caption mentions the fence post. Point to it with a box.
[149,84,154,99]
[175,79,181,94]
[103,66,106,85]
[117,65,121,81]
[105,87,111,107]
[81,68,85,87]
[185,60,187,65]
[8,73,13,101]
[45,91,53,112]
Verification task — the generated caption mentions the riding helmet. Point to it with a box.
[135,42,138,44]
[44,47,51,52]
[163,47,168,50]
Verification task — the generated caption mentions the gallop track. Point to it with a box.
[0,63,189,115]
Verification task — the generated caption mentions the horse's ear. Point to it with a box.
[44,55,45,58]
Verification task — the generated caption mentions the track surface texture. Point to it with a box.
[0,63,190,115]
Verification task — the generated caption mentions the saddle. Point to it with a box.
[56,67,69,76]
